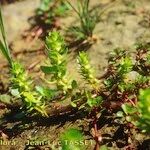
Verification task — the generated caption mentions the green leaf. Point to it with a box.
[0,7,12,66]
[70,101,77,108]
[71,80,78,89]
[61,128,85,150]
[100,145,108,150]
[126,116,132,122]
[137,89,150,132]
[23,92,38,104]
[35,86,56,98]
[0,94,11,104]
[43,31,71,93]
[0,40,11,65]
[11,88,20,97]
[116,111,124,117]
[87,96,102,108]
[41,66,57,74]
[122,103,137,115]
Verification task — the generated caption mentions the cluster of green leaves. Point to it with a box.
[76,52,102,109]
[103,44,150,132]
[137,89,150,132]
[134,43,150,75]
[10,62,47,116]
[119,88,150,132]
[77,52,99,90]
[67,0,99,40]
[36,0,68,25]
[0,7,47,116]
[1,4,102,117]
[104,49,134,93]
[84,91,102,109]
[41,31,76,94]
[40,31,102,111]
[60,128,85,150]
[38,35,103,148]
[104,46,150,94]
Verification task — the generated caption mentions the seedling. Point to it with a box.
[67,0,99,41]
[119,88,150,133]
[77,51,103,149]
[35,0,68,32]
[77,52,100,90]
[0,7,47,116]
[103,44,150,133]
[10,62,47,116]
[37,0,68,16]
[41,31,77,95]
[103,47,150,102]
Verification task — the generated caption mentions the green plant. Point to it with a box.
[103,46,150,101]
[104,49,134,92]
[0,6,12,67]
[137,89,150,132]
[1,5,150,147]
[77,51,103,149]
[60,128,109,150]
[67,0,99,40]
[119,88,150,132]
[77,52,100,90]
[0,7,47,116]
[41,31,77,94]
[40,31,103,148]
[76,51,102,111]
[36,0,68,26]
[134,43,150,76]
[60,128,85,150]
[103,44,150,133]
[10,62,47,116]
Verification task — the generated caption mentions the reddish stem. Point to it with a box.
[92,109,102,150]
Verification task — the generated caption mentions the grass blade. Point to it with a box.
[0,6,12,66]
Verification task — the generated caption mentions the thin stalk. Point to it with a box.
[92,108,102,150]
[67,0,81,17]
[0,6,12,67]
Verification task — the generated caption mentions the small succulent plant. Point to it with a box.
[77,51,100,90]
[0,7,47,116]
[41,31,76,94]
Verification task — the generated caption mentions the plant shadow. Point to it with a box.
[0,108,88,139]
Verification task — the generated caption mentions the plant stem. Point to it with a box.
[93,111,101,150]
